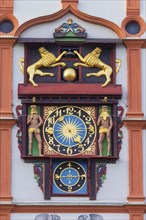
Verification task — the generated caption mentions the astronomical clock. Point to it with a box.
[16,19,123,199]
[43,105,97,156]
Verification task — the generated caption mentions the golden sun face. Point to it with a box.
[54,115,86,147]
[62,123,77,138]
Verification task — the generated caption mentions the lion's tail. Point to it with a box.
[116,58,121,74]
[18,58,24,74]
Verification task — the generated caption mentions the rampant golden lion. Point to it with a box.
[74,47,113,87]
[19,47,67,86]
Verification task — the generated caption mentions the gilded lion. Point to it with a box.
[19,47,67,86]
[74,47,113,87]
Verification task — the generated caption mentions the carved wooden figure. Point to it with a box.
[97,105,113,156]
[27,105,43,156]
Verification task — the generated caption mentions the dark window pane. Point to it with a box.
[125,21,140,35]
[0,20,14,33]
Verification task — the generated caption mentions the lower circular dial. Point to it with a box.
[53,161,86,193]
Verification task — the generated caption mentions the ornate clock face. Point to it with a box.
[43,106,96,156]
[53,161,87,194]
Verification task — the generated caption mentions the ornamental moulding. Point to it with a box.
[15,6,125,39]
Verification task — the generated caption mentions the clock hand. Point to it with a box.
[55,173,86,180]
[58,116,64,122]
[65,174,86,179]
[74,135,81,143]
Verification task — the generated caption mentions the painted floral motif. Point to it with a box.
[55,18,86,34]
[16,105,23,155]
[96,164,107,192]
[117,106,124,155]
[34,163,44,192]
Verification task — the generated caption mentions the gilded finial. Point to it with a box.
[103,97,108,102]
[32,97,36,103]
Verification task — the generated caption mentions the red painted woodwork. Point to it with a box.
[18,84,122,97]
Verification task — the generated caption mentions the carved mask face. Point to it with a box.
[100,106,110,120]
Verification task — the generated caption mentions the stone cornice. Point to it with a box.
[0,203,146,213]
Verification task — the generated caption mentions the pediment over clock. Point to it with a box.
[16,7,125,39]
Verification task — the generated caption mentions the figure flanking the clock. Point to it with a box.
[97,106,113,157]
[27,105,43,156]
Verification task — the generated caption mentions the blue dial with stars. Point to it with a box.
[53,161,87,194]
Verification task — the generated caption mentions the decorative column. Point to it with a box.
[125,205,145,220]
[0,39,16,117]
[0,205,15,220]
[0,0,13,14]
[0,4,17,220]
[126,0,140,15]
[0,38,16,201]
[124,120,145,202]
[124,40,144,118]
[124,39,145,202]
[0,119,16,201]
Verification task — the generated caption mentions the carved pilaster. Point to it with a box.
[0,118,16,201]
[0,38,16,117]
[124,119,145,202]
[125,205,145,220]
[124,40,144,118]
